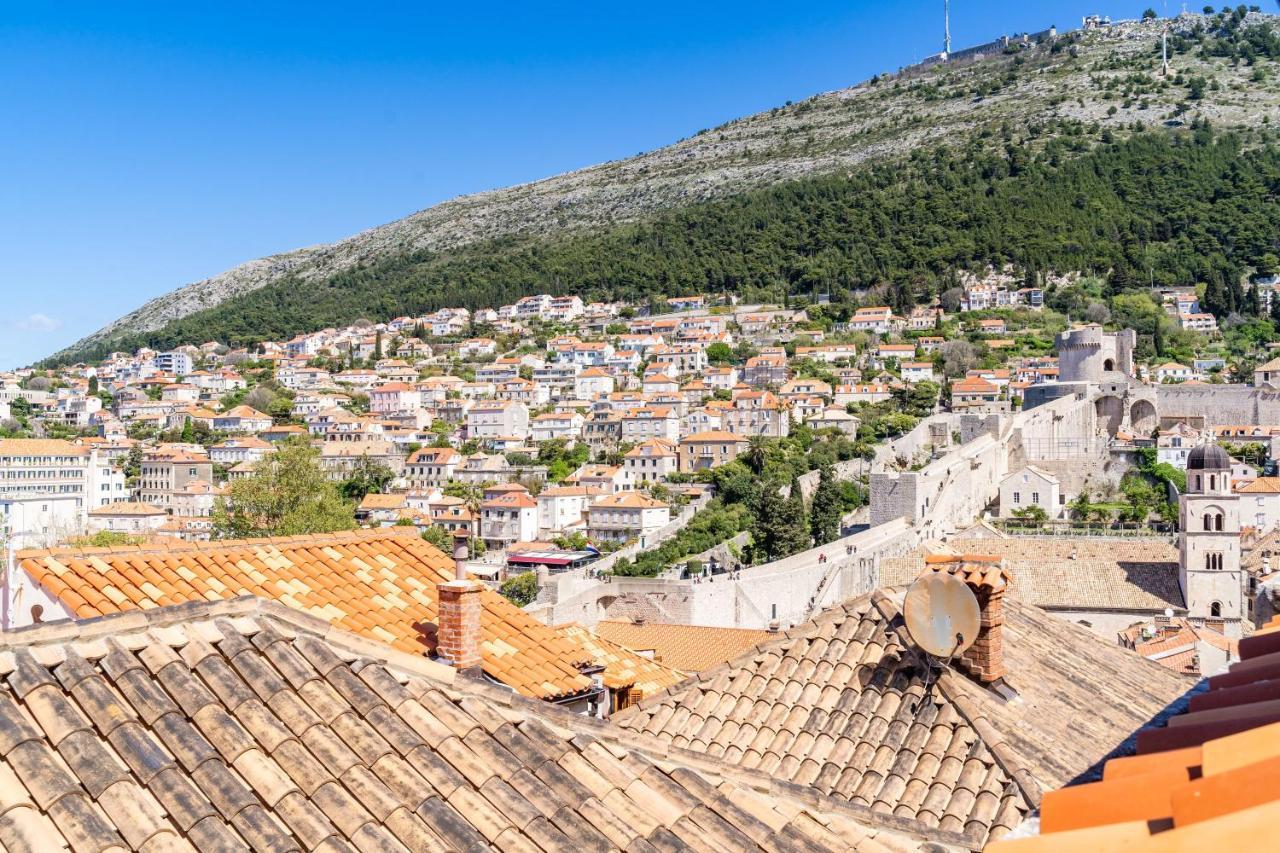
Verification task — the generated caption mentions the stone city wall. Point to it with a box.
[540,518,914,630]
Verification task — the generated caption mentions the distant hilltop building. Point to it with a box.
[918,24,1059,70]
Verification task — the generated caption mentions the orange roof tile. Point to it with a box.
[593,621,775,672]
[555,624,684,698]
[16,528,594,700]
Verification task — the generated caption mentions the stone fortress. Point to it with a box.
[1028,325,1280,435]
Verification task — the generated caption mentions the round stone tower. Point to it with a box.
[1056,326,1137,383]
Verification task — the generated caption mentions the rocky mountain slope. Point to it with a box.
[52,13,1280,362]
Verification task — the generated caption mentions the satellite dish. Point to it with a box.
[903,572,981,658]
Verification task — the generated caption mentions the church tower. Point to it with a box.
[1179,444,1245,638]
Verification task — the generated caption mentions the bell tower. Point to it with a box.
[1179,443,1244,638]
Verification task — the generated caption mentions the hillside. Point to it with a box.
[49,12,1280,364]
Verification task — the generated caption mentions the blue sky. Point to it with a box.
[1,1,1170,368]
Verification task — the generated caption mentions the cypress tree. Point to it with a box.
[810,466,844,546]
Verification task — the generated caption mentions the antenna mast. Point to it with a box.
[944,0,952,59]
[1161,23,1170,76]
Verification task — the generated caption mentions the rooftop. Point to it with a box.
[991,613,1280,851]
[16,529,595,701]
[593,621,776,673]
[615,586,1191,848]
[0,596,930,852]
[883,538,1185,613]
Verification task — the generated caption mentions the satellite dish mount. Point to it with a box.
[903,572,981,695]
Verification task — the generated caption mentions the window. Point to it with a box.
[1210,601,1222,618]
[1031,492,1040,505]
[1012,492,1021,505]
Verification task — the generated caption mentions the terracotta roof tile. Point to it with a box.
[616,587,1190,848]
[0,600,943,851]
[885,538,1186,612]
[17,529,593,701]
[594,621,775,672]
[993,589,1280,851]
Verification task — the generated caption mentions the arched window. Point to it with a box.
[29,605,42,625]
[1103,358,1115,372]
[1216,514,1224,531]
[1204,513,1213,531]
[1209,474,1217,491]
[1195,475,1202,492]
[1210,601,1222,618]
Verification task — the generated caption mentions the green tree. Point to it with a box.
[809,466,843,545]
[65,531,146,548]
[746,435,769,476]
[213,439,355,538]
[339,455,397,501]
[499,571,539,607]
[705,342,734,365]
[752,477,809,562]
[421,525,450,550]
[1009,504,1048,529]
[124,444,144,488]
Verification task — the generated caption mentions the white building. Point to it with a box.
[530,412,584,443]
[87,501,169,535]
[587,492,670,544]
[404,447,462,489]
[466,401,530,441]
[536,486,597,535]
[1000,465,1063,519]
[0,439,127,522]
[480,492,539,549]
[620,407,680,443]
[623,439,678,484]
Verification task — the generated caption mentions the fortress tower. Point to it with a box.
[1055,326,1137,383]
[1179,444,1246,639]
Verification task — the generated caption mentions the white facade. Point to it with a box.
[1000,465,1063,518]
[0,440,127,523]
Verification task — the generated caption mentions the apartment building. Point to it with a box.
[678,431,749,473]
[480,492,539,549]
[614,406,677,443]
[136,449,214,514]
[586,492,671,543]
[0,439,127,521]
[623,439,678,483]
[466,400,530,441]
[722,392,789,438]
[403,447,462,489]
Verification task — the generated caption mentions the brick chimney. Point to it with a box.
[436,531,483,675]
[922,554,1011,685]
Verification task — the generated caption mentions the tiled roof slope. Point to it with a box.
[0,597,941,852]
[594,621,776,673]
[989,613,1280,851]
[555,625,685,699]
[882,538,1185,611]
[17,528,595,701]
[615,589,1192,848]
